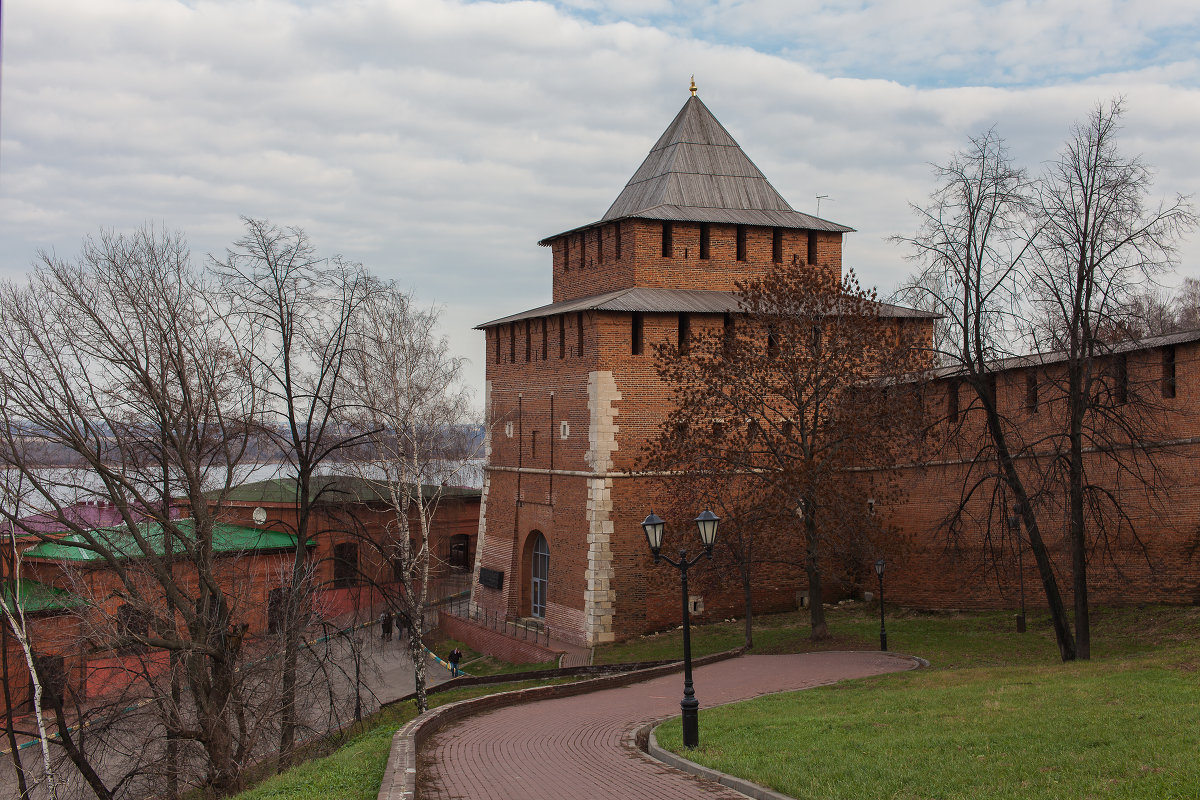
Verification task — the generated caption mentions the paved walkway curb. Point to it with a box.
[376,648,746,800]
[634,652,927,800]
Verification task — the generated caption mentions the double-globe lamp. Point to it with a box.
[641,509,719,749]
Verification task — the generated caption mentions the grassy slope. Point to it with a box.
[650,603,1200,800]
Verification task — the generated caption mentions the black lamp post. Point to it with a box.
[642,509,719,749]
[874,558,887,651]
[1008,504,1027,633]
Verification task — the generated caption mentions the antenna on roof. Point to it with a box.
[690,75,697,96]
[816,194,830,216]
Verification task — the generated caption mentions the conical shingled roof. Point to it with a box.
[539,94,852,245]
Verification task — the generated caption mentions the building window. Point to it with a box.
[699,223,710,260]
[493,328,500,364]
[559,315,566,359]
[772,228,783,263]
[736,225,747,261]
[678,313,690,355]
[1113,353,1128,405]
[767,325,780,358]
[596,227,603,264]
[1163,345,1177,398]
[947,380,960,423]
[807,231,818,265]
[531,429,539,459]
[332,542,359,588]
[267,588,287,634]
[614,221,621,260]
[985,373,997,408]
[1025,370,1038,413]
[505,420,514,438]
[632,312,644,355]
[662,222,673,257]
[560,420,570,439]
[576,312,584,357]
[541,319,548,361]
[449,534,470,570]
[509,324,515,363]
[578,233,586,270]
[525,320,532,362]
[116,603,149,654]
[723,313,735,357]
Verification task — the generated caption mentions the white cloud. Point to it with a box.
[1,0,1197,400]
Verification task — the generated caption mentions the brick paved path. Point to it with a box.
[421,651,914,800]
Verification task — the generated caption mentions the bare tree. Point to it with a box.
[0,225,274,796]
[214,217,376,769]
[340,283,476,712]
[645,264,923,641]
[1028,99,1197,658]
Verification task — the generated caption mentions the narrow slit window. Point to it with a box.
[772,228,783,263]
[596,227,603,264]
[985,374,998,408]
[699,223,710,260]
[614,222,622,260]
[678,313,690,356]
[560,240,568,272]
[631,312,644,356]
[1114,353,1128,405]
[531,430,538,459]
[1163,346,1177,398]
[947,380,960,423]
[1025,370,1038,412]
[558,314,566,359]
[767,325,780,358]
[541,319,548,361]
[736,225,747,261]
[723,313,735,356]
[493,328,500,365]
[662,222,673,257]
[807,232,818,265]
[576,311,584,358]
[578,233,585,269]
[509,324,515,363]
[525,320,531,362]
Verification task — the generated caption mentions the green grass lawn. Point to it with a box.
[652,603,1200,800]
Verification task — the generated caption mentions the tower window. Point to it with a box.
[947,380,960,424]
[541,319,548,361]
[1025,370,1038,412]
[493,328,500,365]
[662,222,673,257]
[596,227,603,264]
[525,320,531,363]
[772,228,783,263]
[559,314,566,359]
[614,222,622,260]
[736,225,747,261]
[632,312,644,355]
[509,324,515,363]
[699,224,710,260]
[1113,353,1128,405]
[723,313,735,356]
[559,240,568,272]
[578,233,585,269]
[767,325,780,358]
[678,313,690,355]
[576,312,584,358]
[807,232,818,266]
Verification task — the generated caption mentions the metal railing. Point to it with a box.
[443,602,551,647]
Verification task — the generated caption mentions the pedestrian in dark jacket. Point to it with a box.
[449,647,463,677]
[380,611,393,641]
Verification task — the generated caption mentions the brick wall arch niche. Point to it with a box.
[520,530,550,619]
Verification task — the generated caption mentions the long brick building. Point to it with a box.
[468,87,1200,649]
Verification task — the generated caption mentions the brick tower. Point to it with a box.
[470,86,861,646]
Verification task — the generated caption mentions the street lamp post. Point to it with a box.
[1008,504,1027,633]
[874,558,887,652]
[641,509,719,749]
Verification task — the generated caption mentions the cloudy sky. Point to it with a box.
[2,0,1198,397]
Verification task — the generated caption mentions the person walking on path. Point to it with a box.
[448,647,462,677]
[380,611,393,642]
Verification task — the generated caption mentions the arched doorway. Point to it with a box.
[530,532,549,619]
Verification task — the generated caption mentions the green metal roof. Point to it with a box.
[2,578,87,614]
[21,519,305,563]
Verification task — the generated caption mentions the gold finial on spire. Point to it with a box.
[689,75,697,96]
